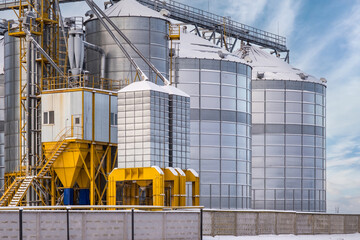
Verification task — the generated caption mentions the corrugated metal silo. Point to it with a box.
[0,73,4,194]
[84,0,169,85]
[4,34,22,173]
[174,30,252,209]
[238,45,326,212]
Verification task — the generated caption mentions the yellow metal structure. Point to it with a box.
[185,169,200,206]
[108,167,165,206]
[164,167,180,206]
[175,168,187,206]
[107,167,200,207]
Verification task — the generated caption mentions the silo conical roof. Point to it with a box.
[176,29,246,63]
[162,85,190,98]
[118,80,168,94]
[238,45,323,84]
[103,0,166,19]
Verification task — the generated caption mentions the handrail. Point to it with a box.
[41,74,126,91]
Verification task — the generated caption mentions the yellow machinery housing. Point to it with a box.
[107,167,199,207]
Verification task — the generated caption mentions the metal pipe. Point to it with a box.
[26,40,31,176]
[24,29,64,76]
[84,0,148,82]
[85,0,170,85]
[83,41,106,79]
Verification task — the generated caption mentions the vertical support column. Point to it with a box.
[90,144,94,206]
[90,92,95,206]
[106,148,111,205]
[51,170,55,206]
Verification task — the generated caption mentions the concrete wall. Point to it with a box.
[0,210,200,240]
[1,209,359,239]
[203,210,360,236]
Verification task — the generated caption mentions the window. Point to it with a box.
[111,112,118,126]
[75,117,80,125]
[43,111,54,124]
[43,112,48,124]
[49,111,54,124]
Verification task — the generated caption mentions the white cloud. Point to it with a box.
[222,0,267,26]
[327,167,360,213]
[264,0,301,37]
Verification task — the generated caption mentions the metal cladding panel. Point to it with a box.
[83,91,93,141]
[110,95,117,144]
[118,87,169,168]
[4,33,23,173]
[42,91,82,142]
[94,93,109,142]
[85,16,168,84]
[175,58,252,209]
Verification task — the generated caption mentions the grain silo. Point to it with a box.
[0,38,4,195]
[174,29,252,209]
[3,34,22,174]
[238,45,326,212]
[84,0,169,85]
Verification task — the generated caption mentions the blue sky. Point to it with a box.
[1,0,360,213]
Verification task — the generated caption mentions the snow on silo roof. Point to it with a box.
[176,28,246,64]
[118,80,168,94]
[103,0,166,19]
[162,85,190,98]
[238,45,323,84]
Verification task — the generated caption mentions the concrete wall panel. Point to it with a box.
[313,214,329,234]
[213,211,236,235]
[295,214,313,234]
[257,212,276,235]
[344,215,358,234]
[329,215,344,234]
[276,212,295,234]
[235,212,257,235]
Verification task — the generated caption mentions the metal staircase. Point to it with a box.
[0,178,22,206]
[0,138,69,207]
[8,176,34,206]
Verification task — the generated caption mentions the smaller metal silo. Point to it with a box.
[85,0,169,85]
[118,81,170,168]
[163,85,190,170]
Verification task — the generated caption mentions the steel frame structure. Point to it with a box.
[136,0,289,61]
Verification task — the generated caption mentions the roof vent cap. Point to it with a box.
[257,72,264,79]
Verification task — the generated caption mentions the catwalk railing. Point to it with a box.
[137,0,288,52]
[0,0,83,11]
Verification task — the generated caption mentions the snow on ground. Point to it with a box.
[203,233,360,240]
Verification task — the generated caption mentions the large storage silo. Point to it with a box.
[174,30,252,209]
[84,0,169,85]
[0,73,4,194]
[239,45,326,212]
[3,34,22,173]
[0,38,4,194]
